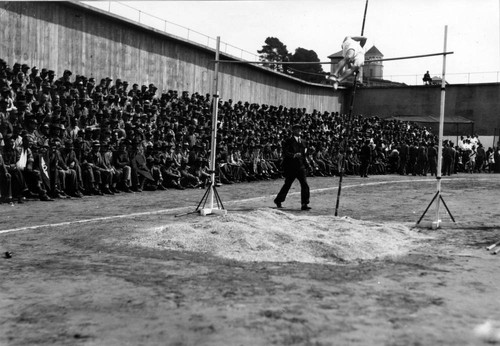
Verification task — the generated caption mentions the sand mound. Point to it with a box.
[128,209,427,264]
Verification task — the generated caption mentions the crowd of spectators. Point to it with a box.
[1,59,499,205]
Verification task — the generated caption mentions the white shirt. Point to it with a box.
[342,37,364,57]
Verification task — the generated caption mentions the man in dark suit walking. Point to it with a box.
[274,124,311,210]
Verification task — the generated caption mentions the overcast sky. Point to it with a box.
[84,0,500,84]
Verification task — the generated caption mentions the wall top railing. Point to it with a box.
[81,1,260,62]
[383,71,500,86]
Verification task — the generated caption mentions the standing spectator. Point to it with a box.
[398,140,409,175]
[415,141,428,176]
[442,141,454,176]
[387,146,400,174]
[476,143,486,172]
[359,139,372,178]
[427,142,438,176]
[467,145,477,173]
[494,145,500,173]
[486,147,495,173]
[273,124,311,210]
[408,141,418,176]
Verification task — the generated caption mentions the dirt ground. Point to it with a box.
[1,174,500,346]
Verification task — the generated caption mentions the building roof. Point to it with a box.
[328,45,383,59]
[366,46,383,57]
[327,50,343,59]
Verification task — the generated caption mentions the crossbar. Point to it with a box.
[214,52,454,65]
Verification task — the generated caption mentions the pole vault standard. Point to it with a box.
[194,36,227,217]
[417,25,455,228]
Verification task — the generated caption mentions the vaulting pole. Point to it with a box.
[334,0,368,217]
[361,0,368,35]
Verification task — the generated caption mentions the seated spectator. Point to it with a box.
[423,71,432,85]
[0,132,13,203]
[61,139,85,195]
[16,134,53,201]
[160,156,184,190]
[129,139,154,192]
[49,137,79,198]
[112,140,132,192]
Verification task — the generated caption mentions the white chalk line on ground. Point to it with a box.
[0,176,472,235]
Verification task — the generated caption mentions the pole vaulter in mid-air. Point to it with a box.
[328,35,368,90]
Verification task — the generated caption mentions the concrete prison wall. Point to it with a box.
[0,1,341,113]
[353,84,500,136]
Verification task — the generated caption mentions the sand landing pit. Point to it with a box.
[128,209,429,264]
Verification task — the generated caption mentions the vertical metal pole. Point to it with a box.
[435,25,448,227]
[209,37,221,210]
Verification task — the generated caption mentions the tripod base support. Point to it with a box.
[199,208,227,216]
[196,184,226,217]
[416,189,455,228]
[431,220,441,230]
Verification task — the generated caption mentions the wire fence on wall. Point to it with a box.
[83,1,260,62]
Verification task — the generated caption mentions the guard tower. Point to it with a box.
[327,45,384,83]
[363,46,384,79]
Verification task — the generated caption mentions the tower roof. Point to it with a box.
[366,46,383,57]
[328,45,383,59]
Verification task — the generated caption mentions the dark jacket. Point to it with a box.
[281,136,308,176]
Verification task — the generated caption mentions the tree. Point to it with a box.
[288,48,326,83]
[257,37,290,73]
